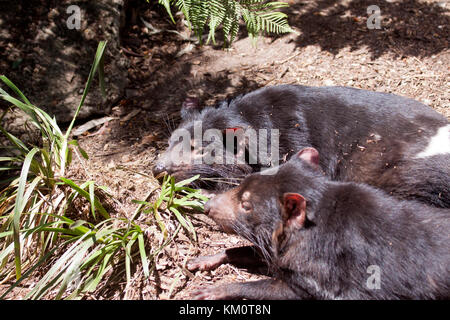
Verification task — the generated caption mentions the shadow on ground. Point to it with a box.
[284,0,449,59]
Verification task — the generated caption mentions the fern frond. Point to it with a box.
[176,0,192,28]
[157,0,294,46]
[190,0,209,42]
[257,11,294,34]
[222,0,242,46]
[158,0,176,23]
[207,0,227,44]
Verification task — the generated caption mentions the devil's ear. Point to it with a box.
[282,193,307,229]
[297,147,320,169]
[180,97,201,119]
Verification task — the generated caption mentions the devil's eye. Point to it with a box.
[241,201,252,212]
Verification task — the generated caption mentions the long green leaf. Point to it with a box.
[65,41,108,138]
[61,41,107,176]
[13,147,39,279]
[60,177,110,220]
[137,232,149,278]
[0,75,32,105]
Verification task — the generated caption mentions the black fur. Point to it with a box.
[155,85,450,207]
[194,156,450,300]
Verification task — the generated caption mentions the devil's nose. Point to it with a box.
[152,161,166,176]
[203,200,212,215]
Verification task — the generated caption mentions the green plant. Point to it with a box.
[0,41,108,283]
[133,174,208,242]
[0,41,208,299]
[156,0,295,45]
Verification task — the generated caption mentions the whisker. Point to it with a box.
[170,114,177,134]
[165,114,173,134]
[199,178,240,186]
[200,177,244,181]
[162,114,173,137]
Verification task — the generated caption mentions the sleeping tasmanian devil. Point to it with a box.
[153,85,450,208]
[190,148,450,300]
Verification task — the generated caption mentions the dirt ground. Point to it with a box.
[1,0,449,300]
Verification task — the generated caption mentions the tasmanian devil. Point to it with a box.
[190,147,450,300]
[153,85,450,208]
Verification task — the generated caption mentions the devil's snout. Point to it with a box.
[152,161,167,176]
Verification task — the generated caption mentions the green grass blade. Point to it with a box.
[60,177,110,220]
[124,237,135,286]
[98,53,106,98]
[25,231,95,299]
[169,206,196,241]
[60,41,107,176]
[13,147,39,279]
[65,41,108,138]
[137,232,149,278]
[0,243,62,300]
[174,174,200,188]
[88,182,97,220]
[0,123,29,154]
[68,140,89,160]
[0,75,32,105]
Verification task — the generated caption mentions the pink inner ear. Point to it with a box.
[284,193,303,203]
[283,193,306,213]
[297,147,320,167]
[283,193,307,229]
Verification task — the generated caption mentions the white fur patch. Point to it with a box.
[303,276,339,300]
[415,125,450,159]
